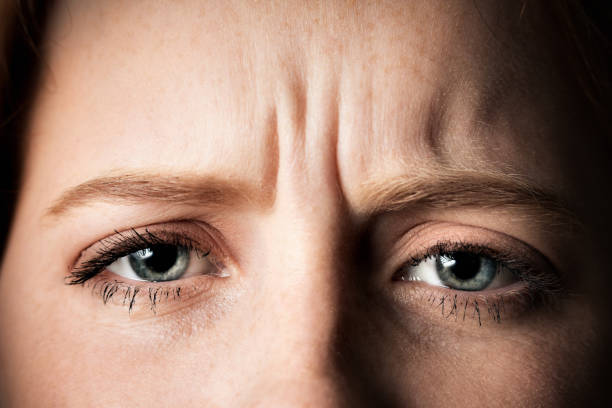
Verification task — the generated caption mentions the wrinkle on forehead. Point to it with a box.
[32,0,284,193]
[330,1,575,202]
[32,0,574,212]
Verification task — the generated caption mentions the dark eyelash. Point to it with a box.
[392,240,566,325]
[67,228,206,285]
[404,240,526,269]
[397,240,564,296]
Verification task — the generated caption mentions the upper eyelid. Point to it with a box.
[382,222,557,276]
[408,241,528,263]
[79,221,222,257]
[395,241,529,274]
[78,229,203,267]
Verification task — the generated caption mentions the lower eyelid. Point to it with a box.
[384,227,564,324]
[385,222,553,271]
[391,280,544,326]
[82,270,228,318]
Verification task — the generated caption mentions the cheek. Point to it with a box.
[334,294,595,406]
[0,226,86,403]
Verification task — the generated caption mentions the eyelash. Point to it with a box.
[69,228,563,322]
[392,240,564,324]
[68,228,216,312]
[68,228,208,284]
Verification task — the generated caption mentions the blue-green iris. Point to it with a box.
[435,252,497,291]
[128,245,190,282]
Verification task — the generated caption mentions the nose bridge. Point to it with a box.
[246,64,351,403]
[248,200,350,406]
[274,59,346,346]
[261,184,347,366]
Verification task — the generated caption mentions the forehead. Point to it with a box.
[27,0,578,206]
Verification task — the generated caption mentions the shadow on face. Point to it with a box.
[1,0,611,406]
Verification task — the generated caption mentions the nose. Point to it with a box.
[239,195,402,407]
[232,78,390,406]
[223,130,372,403]
[237,201,348,406]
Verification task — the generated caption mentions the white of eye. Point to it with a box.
[401,257,445,286]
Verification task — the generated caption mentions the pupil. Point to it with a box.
[440,252,481,280]
[142,245,178,273]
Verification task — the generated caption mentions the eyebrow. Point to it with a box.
[46,173,274,217]
[356,168,581,231]
[46,169,581,233]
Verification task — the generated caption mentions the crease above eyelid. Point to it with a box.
[383,221,551,276]
[77,222,217,259]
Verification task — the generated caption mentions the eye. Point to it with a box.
[68,224,231,287]
[67,223,235,313]
[396,251,517,291]
[107,244,217,282]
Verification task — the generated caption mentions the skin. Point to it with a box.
[1,0,610,406]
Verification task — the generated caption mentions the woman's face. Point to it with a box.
[1,0,609,406]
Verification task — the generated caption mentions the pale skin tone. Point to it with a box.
[0,0,610,406]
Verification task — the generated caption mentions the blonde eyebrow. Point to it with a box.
[46,170,580,233]
[356,169,581,230]
[45,173,274,217]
